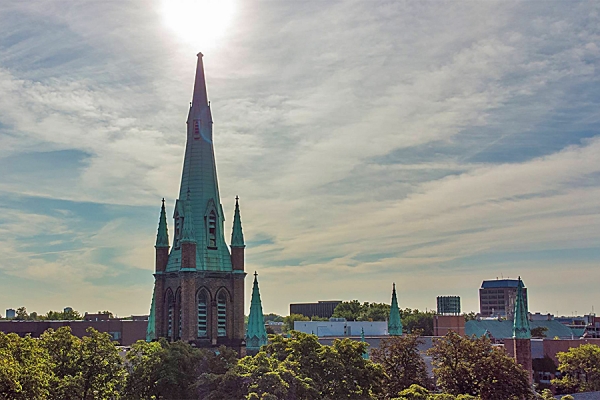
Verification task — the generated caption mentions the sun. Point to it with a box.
[160,0,236,51]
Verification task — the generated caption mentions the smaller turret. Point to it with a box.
[388,283,403,336]
[155,199,170,274]
[513,277,531,339]
[246,272,268,355]
[231,196,245,272]
[361,328,369,359]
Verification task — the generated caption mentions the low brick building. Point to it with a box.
[0,319,147,345]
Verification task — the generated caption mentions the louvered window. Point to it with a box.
[197,292,208,338]
[217,292,227,337]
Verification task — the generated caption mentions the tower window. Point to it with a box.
[174,214,181,249]
[217,292,227,337]
[193,120,200,139]
[197,292,208,338]
[167,292,175,340]
[208,211,217,249]
[176,292,182,340]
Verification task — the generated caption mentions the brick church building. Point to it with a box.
[147,53,247,354]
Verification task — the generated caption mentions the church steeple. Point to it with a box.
[512,277,530,339]
[388,283,403,336]
[246,271,268,354]
[155,199,169,248]
[231,196,245,248]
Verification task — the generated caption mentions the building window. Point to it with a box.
[198,292,208,338]
[174,213,181,249]
[208,211,217,249]
[177,292,182,340]
[193,120,200,139]
[217,292,227,337]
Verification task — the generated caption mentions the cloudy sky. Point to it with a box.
[0,1,599,317]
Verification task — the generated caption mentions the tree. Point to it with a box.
[0,332,52,399]
[531,326,548,338]
[264,313,284,323]
[97,311,114,319]
[462,312,477,322]
[15,307,28,321]
[371,334,431,397]
[332,300,362,321]
[427,332,532,399]
[359,303,390,322]
[552,344,600,394]
[401,309,435,336]
[262,331,384,399]
[392,384,478,400]
[283,313,310,332]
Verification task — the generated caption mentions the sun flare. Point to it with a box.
[161,0,236,51]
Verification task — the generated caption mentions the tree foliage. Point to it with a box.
[530,326,548,338]
[283,313,310,332]
[370,334,431,396]
[552,344,600,394]
[427,332,533,400]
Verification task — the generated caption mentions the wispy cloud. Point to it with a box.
[0,0,599,316]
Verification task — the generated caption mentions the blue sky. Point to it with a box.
[0,1,599,317]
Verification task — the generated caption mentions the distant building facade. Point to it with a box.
[0,319,147,345]
[434,314,465,336]
[437,296,461,315]
[294,320,387,337]
[289,301,341,319]
[479,279,527,319]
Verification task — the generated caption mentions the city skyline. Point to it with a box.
[0,1,599,317]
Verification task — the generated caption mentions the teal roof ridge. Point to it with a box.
[388,283,403,336]
[155,199,169,248]
[181,191,196,244]
[246,271,268,351]
[512,277,531,339]
[231,196,245,248]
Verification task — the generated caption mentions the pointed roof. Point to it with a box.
[155,198,169,248]
[164,53,232,272]
[146,284,156,342]
[388,283,403,336]
[231,196,245,248]
[180,190,196,244]
[361,327,369,359]
[512,277,531,339]
[246,271,268,352]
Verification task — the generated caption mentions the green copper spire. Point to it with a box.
[181,190,196,244]
[231,196,245,248]
[146,285,156,341]
[512,277,531,339]
[388,283,403,336]
[155,198,169,248]
[246,271,268,353]
[361,328,369,359]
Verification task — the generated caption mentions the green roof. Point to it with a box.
[513,277,531,339]
[466,319,575,339]
[155,199,169,248]
[231,196,245,248]
[246,272,268,352]
[388,283,402,336]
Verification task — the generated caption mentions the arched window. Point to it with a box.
[166,291,175,340]
[197,291,208,338]
[217,291,227,337]
[207,211,217,249]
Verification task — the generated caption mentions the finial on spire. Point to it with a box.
[254,271,258,278]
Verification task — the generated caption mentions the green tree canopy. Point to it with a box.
[371,334,431,397]
[552,344,600,394]
[283,313,310,332]
[427,332,532,400]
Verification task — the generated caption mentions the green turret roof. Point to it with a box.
[361,328,369,359]
[512,277,531,339]
[246,271,268,352]
[388,283,403,336]
[231,196,245,248]
[155,198,169,248]
[180,190,196,244]
[146,284,156,342]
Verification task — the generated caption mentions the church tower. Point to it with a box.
[150,53,246,353]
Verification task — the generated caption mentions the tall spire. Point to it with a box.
[155,198,169,248]
[192,52,209,110]
[246,271,268,354]
[388,283,403,336]
[231,196,245,248]
[512,277,531,339]
[180,190,196,244]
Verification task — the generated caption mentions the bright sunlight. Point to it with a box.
[161,0,236,50]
